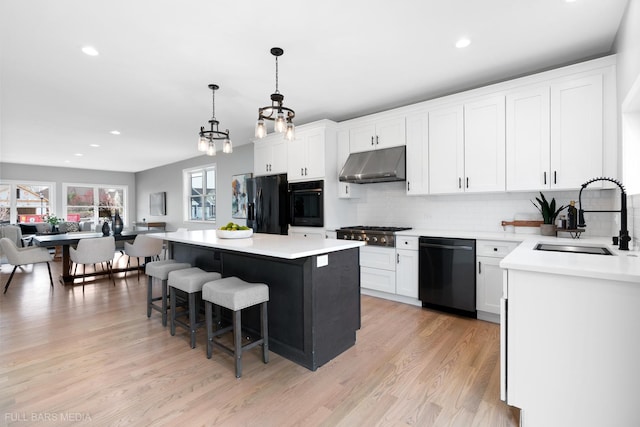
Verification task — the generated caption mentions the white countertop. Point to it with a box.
[149,229,365,260]
[500,235,640,283]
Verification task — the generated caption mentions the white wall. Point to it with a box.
[134,144,253,231]
[614,0,640,248]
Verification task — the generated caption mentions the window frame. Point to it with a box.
[0,180,56,224]
[62,183,128,226]
[183,164,217,223]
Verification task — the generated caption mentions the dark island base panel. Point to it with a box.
[170,243,361,371]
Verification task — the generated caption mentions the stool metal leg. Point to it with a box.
[169,286,176,336]
[234,309,242,378]
[161,279,169,327]
[147,276,153,318]
[262,302,269,364]
[205,301,213,359]
[189,292,197,349]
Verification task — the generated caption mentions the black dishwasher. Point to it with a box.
[418,237,476,318]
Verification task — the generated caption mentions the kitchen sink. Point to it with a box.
[534,243,613,255]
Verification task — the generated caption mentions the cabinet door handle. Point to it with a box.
[478,261,482,274]
[376,135,379,145]
[371,136,374,146]
[458,177,462,189]
[345,185,349,195]
[554,171,557,185]
[466,177,469,188]
[407,181,410,192]
[301,168,304,176]
[304,167,307,176]
[397,253,400,264]
[544,171,547,185]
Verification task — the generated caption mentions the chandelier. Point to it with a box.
[198,84,232,156]
[255,47,296,141]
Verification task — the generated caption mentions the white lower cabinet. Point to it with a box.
[396,236,419,298]
[360,246,396,294]
[476,240,520,323]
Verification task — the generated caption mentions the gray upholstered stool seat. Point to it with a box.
[202,276,269,378]
[145,260,191,326]
[168,267,222,348]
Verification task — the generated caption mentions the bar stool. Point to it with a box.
[202,276,269,378]
[168,267,222,348]
[145,260,191,326]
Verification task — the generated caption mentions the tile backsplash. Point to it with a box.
[349,181,633,245]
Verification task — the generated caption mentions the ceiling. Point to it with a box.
[0,0,630,173]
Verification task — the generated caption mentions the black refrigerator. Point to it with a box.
[246,173,289,235]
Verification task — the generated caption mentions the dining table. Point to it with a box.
[31,230,162,284]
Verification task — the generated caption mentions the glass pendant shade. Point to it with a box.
[284,122,295,141]
[198,135,208,152]
[274,111,286,133]
[255,119,267,139]
[206,141,216,156]
[223,138,233,154]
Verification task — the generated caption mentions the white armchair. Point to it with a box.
[0,237,53,294]
[123,234,164,279]
[70,236,116,291]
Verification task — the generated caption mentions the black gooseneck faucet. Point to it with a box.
[577,177,630,251]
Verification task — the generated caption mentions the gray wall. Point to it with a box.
[134,144,253,231]
[0,162,136,225]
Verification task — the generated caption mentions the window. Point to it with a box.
[184,165,216,222]
[0,181,55,223]
[63,183,127,225]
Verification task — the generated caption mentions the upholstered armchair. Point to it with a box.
[69,236,116,291]
[123,234,164,279]
[0,237,54,293]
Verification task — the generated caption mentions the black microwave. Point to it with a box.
[288,180,324,227]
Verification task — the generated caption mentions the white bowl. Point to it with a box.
[216,229,253,239]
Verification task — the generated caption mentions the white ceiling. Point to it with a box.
[0,0,629,173]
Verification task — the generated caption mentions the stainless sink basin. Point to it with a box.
[534,243,613,255]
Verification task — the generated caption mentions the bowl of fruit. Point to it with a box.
[216,222,254,239]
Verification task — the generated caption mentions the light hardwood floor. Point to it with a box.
[0,256,519,426]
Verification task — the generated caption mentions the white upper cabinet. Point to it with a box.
[287,126,326,181]
[405,111,429,195]
[253,134,288,176]
[349,115,406,153]
[464,95,506,192]
[428,105,465,194]
[506,86,551,191]
[337,129,360,198]
[550,74,604,189]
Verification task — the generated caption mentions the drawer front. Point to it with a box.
[361,266,396,293]
[396,236,419,250]
[360,246,396,271]
[476,240,520,258]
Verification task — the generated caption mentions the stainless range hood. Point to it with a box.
[339,145,406,184]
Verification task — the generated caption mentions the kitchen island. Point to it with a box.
[500,237,640,427]
[149,230,365,371]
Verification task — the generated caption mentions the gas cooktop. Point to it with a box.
[336,226,412,247]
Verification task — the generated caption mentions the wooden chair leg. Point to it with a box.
[46,262,54,289]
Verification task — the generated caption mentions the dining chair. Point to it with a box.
[0,237,53,294]
[69,236,116,291]
[123,234,164,280]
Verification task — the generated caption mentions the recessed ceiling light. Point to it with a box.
[110,130,121,135]
[74,153,83,157]
[565,0,577,3]
[456,38,471,49]
[90,144,100,147]
[81,46,99,56]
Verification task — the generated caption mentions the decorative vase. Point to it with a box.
[112,211,124,235]
[540,224,557,236]
[102,221,110,236]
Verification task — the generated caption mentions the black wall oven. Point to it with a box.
[288,180,324,227]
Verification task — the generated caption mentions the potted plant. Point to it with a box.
[44,214,61,232]
[532,192,566,236]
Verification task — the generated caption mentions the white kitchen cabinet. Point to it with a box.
[405,111,429,195]
[348,115,406,153]
[253,134,288,176]
[289,227,325,239]
[287,126,326,181]
[506,73,607,191]
[463,95,506,192]
[476,239,519,323]
[550,74,604,189]
[506,85,551,191]
[395,236,419,298]
[428,105,465,194]
[336,129,360,198]
[360,246,396,294]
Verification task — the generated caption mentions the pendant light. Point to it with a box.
[255,47,296,141]
[198,84,232,156]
